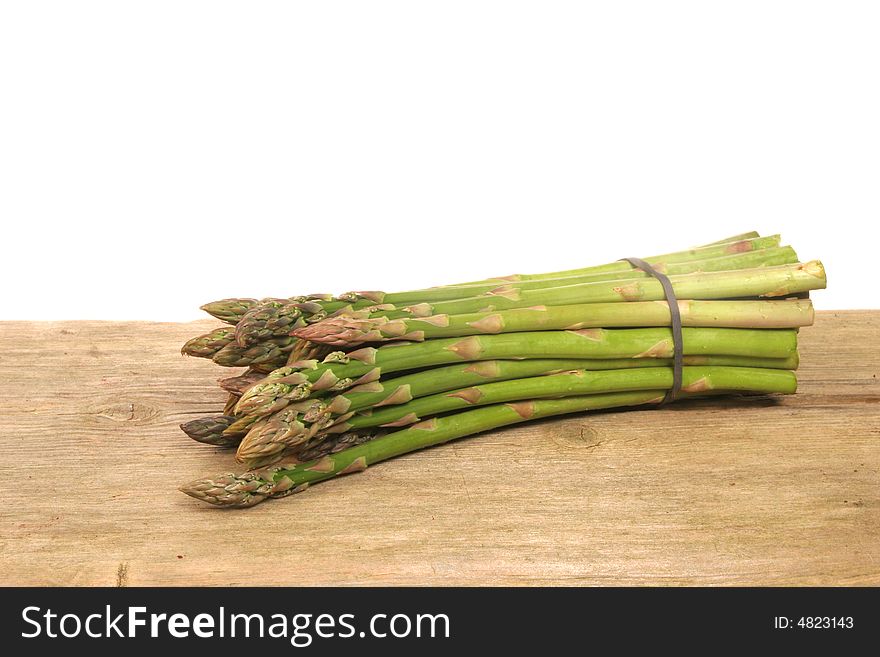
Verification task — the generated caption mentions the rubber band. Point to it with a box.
[621,257,682,403]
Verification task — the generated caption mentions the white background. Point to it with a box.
[1,1,877,320]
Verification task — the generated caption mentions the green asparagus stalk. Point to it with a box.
[235,357,639,460]
[400,234,782,292]
[181,327,235,358]
[222,393,239,416]
[422,234,780,289]
[231,236,784,348]
[194,233,763,347]
[180,415,239,447]
[309,352,801,419]
[212,336,299,368]
[234,299,367,348]
[183,412,280,447]
[238,429,386,469]
[338,245,797,307]
[238,349,799,437]
[233,327,798,421]
[179,229,833,510]
[182,328,312,372]
[325,365,796,436]
[295,429,384,462]
[185,356,797,508]
[219,370,267,395]
[180,328,299,371]
[223,413,261,436]
[200,298,260,325]
[180,391,677,507]
[285,339,335,364]
[297,299,814,347]
[236,363,797,460]
[443,231,762,285]
[233,299,299,344]
[350,261,827,319]
[233,297,355,348]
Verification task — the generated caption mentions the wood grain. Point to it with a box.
[1,311,877,586]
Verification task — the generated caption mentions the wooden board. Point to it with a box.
[1,311,878,586]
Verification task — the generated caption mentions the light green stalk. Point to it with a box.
[182,391,668,506]
[199,299,260,325]
[230,235,779,347]
[309,352,800,419]
[218,369,267,395]
[342,245,797,307]
[394,234,781,290]
[359,261,827,319]
[183,358,799,509]
[180,415,239,447]
[240,429,384,469]
[235,357,657,460]
[236,361,798,460]
[327,366,796,435]
[233,327,798,421]
[223,394,239,416]
[297,299,814,347]
[212,336,299,368]
[233,296,354,347]
[181,327,235,358]
[192,378,815,508]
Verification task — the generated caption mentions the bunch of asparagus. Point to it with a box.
[179,232,825,507]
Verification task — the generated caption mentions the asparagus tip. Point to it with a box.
[179,473,272,508]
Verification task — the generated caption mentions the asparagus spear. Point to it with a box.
[234,327,798,420]
[238,429,386,469]
[183,413,247,447]
[292,340,335,362]
[297,299,814,347]
[206,353,797,450]
[452,231,763,285]
[223,413,260,436]
[212,336,299,368]
[180,415,239,447]
[196,233,764,346]
[349,261,827,319]
[337,245,797,307]
[295,429,384,462]
[200,298,260,325]
[325,365,796,435]
[181,327,235,358]
[222,393,239,416]
[180,391,675,507]
[231,236,783,348]
[219,369,267,395]
[224,352,798,456]
[233,297,355,347]
[235,357,642,459]
[184,357,798,509]
[422,234,781,288]
[305,352,801,420]
[181,328,318,372]
[236,364,797,460]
